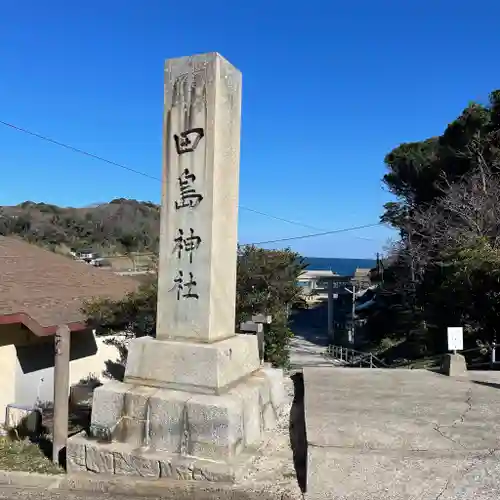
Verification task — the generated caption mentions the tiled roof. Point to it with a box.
[0,236,140,335]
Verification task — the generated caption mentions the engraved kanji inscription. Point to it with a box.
[173,270,199,300]
[173,228,202,263]
[174,128,204,155]
[175,168,203,209]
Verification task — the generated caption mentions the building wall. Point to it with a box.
[0,324,121,423]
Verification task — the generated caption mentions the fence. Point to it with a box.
[325,343,500,370]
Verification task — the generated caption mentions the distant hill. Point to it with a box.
[0,200,377,268]
[0,199,160,255]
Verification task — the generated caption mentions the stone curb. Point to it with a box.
[0,470,302,499]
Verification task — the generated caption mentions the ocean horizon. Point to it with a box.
[303,257,376,276]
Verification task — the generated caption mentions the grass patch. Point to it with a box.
[0,437,63,474]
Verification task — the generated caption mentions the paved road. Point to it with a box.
[289,306,341,370]
[0,487,119,500]
[0,484,285,500]
[304,368,500,499]
[289,334,340,370]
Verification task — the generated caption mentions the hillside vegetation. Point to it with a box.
[0,198,160,255]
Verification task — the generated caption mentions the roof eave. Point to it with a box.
[0,313,87,337]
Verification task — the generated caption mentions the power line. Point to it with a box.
[238,206,325,231]
[0,119,331,232]
[0,120,160,182]
[246,223,382,246]
[1,120,383,242]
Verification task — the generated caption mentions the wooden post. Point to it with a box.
[53,324,71,464]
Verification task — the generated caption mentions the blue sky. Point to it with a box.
[1,1,499,259]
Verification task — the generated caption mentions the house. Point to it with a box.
[0,236,139,423]
[297,270,353,301]
[351,268,372,289]
[73,248,100,263]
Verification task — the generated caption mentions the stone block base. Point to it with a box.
[124,335,260,394]
[441,353,467,377]
[69,367,285,480]
[67,434,248,482]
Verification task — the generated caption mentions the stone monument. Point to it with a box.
[67,52,285,482]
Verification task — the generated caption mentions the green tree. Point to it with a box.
[364,90,500,360]
[236,245,306,367]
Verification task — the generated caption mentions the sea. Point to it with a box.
[303,257,376,275]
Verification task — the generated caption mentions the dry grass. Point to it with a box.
[0,437,63,474]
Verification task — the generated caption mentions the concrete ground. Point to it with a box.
[304,367,500,500]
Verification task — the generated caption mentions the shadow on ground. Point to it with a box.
[472,379,500,390]
[21,404,93,470]
[289,372,307,494]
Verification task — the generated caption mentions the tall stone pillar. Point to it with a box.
[67,53,285,482]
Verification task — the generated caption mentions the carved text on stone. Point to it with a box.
[173,270,199,300]
[174,128,204,155]
[175,168,203,210]
[173,228,202,264]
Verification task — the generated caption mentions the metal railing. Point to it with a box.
[325,345,395,368]
[325,343,500,370]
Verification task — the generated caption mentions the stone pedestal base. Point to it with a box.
[67,366,285,482]
[124,335,260,395]
[68,433,252,482]
[441,353,467,377]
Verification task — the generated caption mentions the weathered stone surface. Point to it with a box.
[86,446,114,474]
[65,382,294,487]
[149,388,190,453]
[159,458,173,478]
[90,381,133,433]
[156,53,242,344]
[186,393,243,460]
[66,438,86,472]
[114,451,160,478]
[229,382,261,446]
[124,335,259,394]
[121,385,157,447]
[261,367,285,412]
[172,456,195,480]
[250,372,271,406]
[262,403,277,431]
[441,353,468,377]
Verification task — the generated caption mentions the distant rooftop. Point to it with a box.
[299,270,340,279]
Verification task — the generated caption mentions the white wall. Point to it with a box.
[0,344,17,424]
[0,329,122,423]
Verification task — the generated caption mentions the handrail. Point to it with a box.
[325,345,393,368]
[325,344,495,369]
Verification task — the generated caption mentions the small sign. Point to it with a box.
[447,327,463,351]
